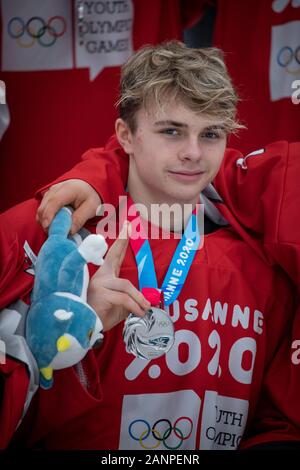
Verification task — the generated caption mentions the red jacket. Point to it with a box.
[1,140,300,449]
[37,137,300,448]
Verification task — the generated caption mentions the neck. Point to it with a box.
[127,173,198,233]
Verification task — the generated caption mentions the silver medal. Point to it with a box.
[123,307,175,360]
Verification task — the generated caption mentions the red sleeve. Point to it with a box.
[214,141,300,288]
[213,142,300,446]
[35,135,129,208]
[264,142,300,288]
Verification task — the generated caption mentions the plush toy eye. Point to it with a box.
[88,329,93,340]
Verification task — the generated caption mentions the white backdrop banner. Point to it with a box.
[75,0,134,80]
[1,0,72,72]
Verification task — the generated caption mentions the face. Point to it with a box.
[116,100,227,206]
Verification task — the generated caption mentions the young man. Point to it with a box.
[1,41,299,450]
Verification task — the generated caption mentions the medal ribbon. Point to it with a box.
[126,196,202,306]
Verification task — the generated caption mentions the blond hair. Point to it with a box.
[117,40,243,134]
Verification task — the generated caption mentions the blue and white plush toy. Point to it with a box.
[26,207,107,389]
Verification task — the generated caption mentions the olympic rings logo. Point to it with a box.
[7,16,67,48]
[128,417,193,449]
[277,45,300,73]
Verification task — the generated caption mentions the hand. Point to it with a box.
[36,179,101,235]
[87,222,151,332]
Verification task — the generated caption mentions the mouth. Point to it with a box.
[168,170,205,182]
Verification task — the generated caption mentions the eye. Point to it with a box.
[202,131,220,139]
[161,128,180,136]
[88,329,93,340]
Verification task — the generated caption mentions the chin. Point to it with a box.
[168,174,209,194]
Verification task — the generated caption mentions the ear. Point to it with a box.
[115,118,134,155]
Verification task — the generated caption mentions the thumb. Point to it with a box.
[101,221,131,276]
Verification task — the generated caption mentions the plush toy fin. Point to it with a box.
[78,234,108,265]
[56,335,71,352]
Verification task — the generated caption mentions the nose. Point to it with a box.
[178,137,202,163]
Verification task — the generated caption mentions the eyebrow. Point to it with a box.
[205,125,226,131]
[154,120,226,131]
[154,120,188,128]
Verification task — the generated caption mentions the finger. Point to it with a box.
[38,186,78,230]
[70,199,100,234]
[36,182,66,219]
[36,189,51,224]
[103,290,146,318]
[103,222,131,275]
[101,277,151,311]
[36,189,61,230]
